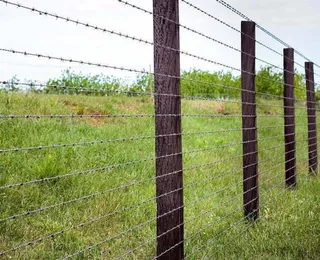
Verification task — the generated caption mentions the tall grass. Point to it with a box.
[0,92,319,259]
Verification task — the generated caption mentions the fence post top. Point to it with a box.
[241,20,255,25]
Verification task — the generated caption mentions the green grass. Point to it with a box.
[0,92,319,259]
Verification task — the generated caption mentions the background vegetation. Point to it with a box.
[0,68,319,259]
[1,66,315,100]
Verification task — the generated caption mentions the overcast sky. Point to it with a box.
[0,0,320,83]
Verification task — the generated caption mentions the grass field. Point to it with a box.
[0,92,319,259]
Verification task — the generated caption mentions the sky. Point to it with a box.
[0,0,320,84]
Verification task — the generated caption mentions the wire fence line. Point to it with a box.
[1,0,305,82]
[1,142,303,257]
[0,140,308,225]
[1,80,318,109]
[0,0,319,259]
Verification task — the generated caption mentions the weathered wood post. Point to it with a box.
[305,62,318,174]
[283,48,296,187]
[153,0,183,259]
[241,21,259,220]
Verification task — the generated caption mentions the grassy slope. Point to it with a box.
[0,92,319,259]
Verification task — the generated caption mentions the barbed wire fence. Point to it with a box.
[0,0,319,259]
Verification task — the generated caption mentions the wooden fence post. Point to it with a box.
[241,21,259,220]
[305,62,318,174]
[283,48,296,187]
[153,0,183,259]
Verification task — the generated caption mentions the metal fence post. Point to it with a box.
[283,48,296,187]
[241,21,259,220]
[305,62,318,175]
[153,0,183,259]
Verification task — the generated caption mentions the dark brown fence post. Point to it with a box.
[153,0,183,259]
[241,21,258,220]
[305,62,318,175]
[283,48,296,187]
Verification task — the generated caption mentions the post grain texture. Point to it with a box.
[283,48,296,187]
[153,0,183,259]
[305,62,318,174]
[241,21,259,220]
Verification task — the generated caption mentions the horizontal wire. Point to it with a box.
[159,162,301,260]
[255,74,316,95]
[112,154,301,260]
[1,80,317,109]
[3,149,273,257]
[0,136,310,230]
[116,0,297,77]
[67,143,308,259]
[1,48,317,105]
[1,122,316,155]
[0,140,311,255]
[202,158,316,260]
[0,0,253,78]
[0,137,281,192]
[0,112,317,120]
[182,0,320,79]
[120,142,320,259]
[3,143,288,256]
[190,157,319,259]
[3,0,297,82]
[0,158,260,256]
[1,2,319,90]
[180,0,283,60]
[63,151,292,260]
[0,139,250,189]
[186,164,302,260]
[0,148,262,223]
[0,114,273,119]
[2,136,305,227]
[0,127,247,154]
[214,0,320,76]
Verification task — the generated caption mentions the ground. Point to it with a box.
[0,92,319,259]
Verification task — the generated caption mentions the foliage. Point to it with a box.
[0,92,319,259]
[45,69,126,96]
[1,67,309,100]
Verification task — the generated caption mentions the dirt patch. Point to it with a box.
[117,102,141,113]
[190,101,228,114]
[85,109,105,125]
[62,100,107,126]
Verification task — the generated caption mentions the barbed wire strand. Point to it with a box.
[1,137,308,224]
[0,111,317,121]
[0,48,317,105]
[0,160,259,256]
[109,155,306,259]
[0,139,252,189]
[115,0,308,80]
[62,152,297,260]
[1,0,305,84]
[181,0,320,79]
[0,148,266,223]
[0,138,314,256]
[0,0,271,82]
[214,0,320,74]
[187,158,316,260]
[116,145,318,259]
[0,144,290,256]
[1,81,317,110]
[0,121,316,155]
[162,156,311,260]
[0,147,288,257]
[0,129,314,192]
